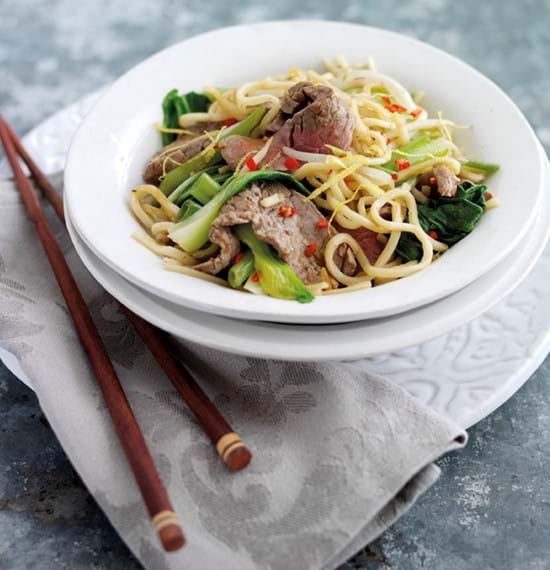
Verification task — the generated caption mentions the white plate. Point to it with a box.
[64,21,544,324]
[66,149,550,364]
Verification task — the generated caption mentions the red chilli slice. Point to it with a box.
[305,242,318,257]
[251,272,261,283]
[395,158,410,171]
[284,156,300,170]
[428,230,439,240]
[382,96,407,113]
[279,205,297,218]
[245,155,257,171]
[316,219,329,229]
[223,118,238,127]
[233,252,244,264]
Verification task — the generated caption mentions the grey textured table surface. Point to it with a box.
[1,1,550,569]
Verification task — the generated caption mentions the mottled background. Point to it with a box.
[1,1,550,568]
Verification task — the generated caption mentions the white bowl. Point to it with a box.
[65,20,544,324]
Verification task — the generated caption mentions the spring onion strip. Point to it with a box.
[164,259,229,285]
[282,147,328,163]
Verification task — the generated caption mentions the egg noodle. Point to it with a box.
[131,57,495,297]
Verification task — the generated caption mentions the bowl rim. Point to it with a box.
[64,19,544,324]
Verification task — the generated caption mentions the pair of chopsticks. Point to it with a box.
[0,116,252,552]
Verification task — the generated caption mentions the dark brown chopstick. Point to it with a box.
[120,308,252,470]
[1,118,252,472]
[0,117,185,552]
[3,122,64,221]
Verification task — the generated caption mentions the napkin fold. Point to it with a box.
[0,177,466,570]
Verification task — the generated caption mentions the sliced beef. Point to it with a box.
[333,243,358,275]
[219,135,265,169]
[433,165,459,197]
[193,224,240,274]
[219,82,354,171]
[220,135,288,171]
[338,226,384,264]
[143,135,210,184]
[267,82,354,153]
[194,181,356,284]
[285,82,353,152]
[143,122,222,185]
[416,165,459,198]
[379,204,392,219]
[180,121,222,139]
[262,82,354,168]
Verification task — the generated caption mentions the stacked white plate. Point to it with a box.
[63,21,549,362]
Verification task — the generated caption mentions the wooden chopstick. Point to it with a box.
[0,117,185,552]
[1,118,252,472]
[2,123,65,222]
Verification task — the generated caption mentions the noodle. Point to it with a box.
[164,259,229,286]
[132,232,195,264]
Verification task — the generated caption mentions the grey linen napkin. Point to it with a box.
[0,176,466,570]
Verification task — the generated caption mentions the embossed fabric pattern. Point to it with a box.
[0,178,466,570]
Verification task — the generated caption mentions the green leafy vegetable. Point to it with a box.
[169,168,232,206]
[176,198,202,221]
[168,170,309,252]
[235,225,314,303]
[396,181,488,261]
[159,106,267,196]
[461,160,500,176]
[161,89,211,146]
[381,133,449,174]
[168,166,217,205]
[228,250,255,288]
[191,173,221,205]
[395,233,423,262]
[161,90,183,146]
[160,144,220,197]
[181,92,211,114]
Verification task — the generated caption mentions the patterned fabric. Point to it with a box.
[0,178,466,569]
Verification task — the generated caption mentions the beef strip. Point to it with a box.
[143,121,222,185]
[194,181,357,283]
[192,223,240,275]
[265,82,354,167]
[416,165,459,198]
[219,135,265,169]
[333,243,358,275]
[219,82,354,171]
[178,121,223,141]
[272,82,354,154]
[433,165,459,197]
[336,225,384,264]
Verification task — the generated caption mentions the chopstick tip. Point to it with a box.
[159,524,186,552]
[216,432,252,471]
[153,510,185,551]
[224,445,253,472]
